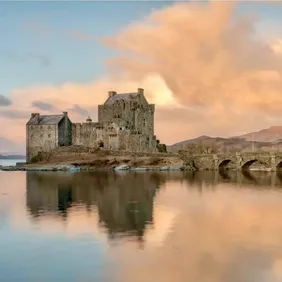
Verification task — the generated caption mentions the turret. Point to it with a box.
[137,88,144,96]
[86,116,92,123]
[108,91,117,98]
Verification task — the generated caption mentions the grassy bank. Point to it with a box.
[27,147,184,169]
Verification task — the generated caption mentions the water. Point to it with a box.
[0,159,25,166]
[1,170,282,282]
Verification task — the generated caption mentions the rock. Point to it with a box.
[160,166,170,171]
[68,166,81,172]
[160,165,184,171]
[169,165,184,171]
[0,164,82,172]
[114,164,131,171]
[131,167,149,171]
[1,166,16,171]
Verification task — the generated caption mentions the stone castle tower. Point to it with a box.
[98,88,154,135]
[72,88,157,151]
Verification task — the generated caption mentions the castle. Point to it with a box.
[26,88,159,162]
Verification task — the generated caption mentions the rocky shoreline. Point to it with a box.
[0,163,187,172]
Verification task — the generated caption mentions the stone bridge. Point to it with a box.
[179,151,282,171]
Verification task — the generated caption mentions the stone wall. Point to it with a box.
[52,145,176,157]
[72,122,106,147]
[72,121,157,153]
[26,124,58,162]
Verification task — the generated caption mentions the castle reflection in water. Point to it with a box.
[26,171,165,240]
[26,170,282,240]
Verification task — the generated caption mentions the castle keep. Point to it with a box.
[26,88,158,161]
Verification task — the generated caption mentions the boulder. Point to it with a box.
[160,165,184,171]
[114,164,131,171]
[131,167,149,171]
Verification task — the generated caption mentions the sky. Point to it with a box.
[1,0,282,152]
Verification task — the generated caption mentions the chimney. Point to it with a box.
[108,91,117,98]
[63,111,68,116]
[31,113,40,124]
[137,88,144,95]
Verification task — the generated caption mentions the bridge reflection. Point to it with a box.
[182,170,282,189]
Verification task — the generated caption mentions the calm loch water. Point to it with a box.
[1,170,282,281]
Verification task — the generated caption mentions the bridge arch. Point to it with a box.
[241,159,268,170]
[219,159,232,169]
[276,160,282,170]
[242,159,258,170]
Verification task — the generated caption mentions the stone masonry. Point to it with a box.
[72,88,157,152]
[26,112,72,162]
[26,88,159,161]
[179,151,282,171]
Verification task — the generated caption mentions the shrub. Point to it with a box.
[29,152,45,163]
[148,156,161,165]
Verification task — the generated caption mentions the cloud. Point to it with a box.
[271,39,282,54]
[32,100,56,111]
[25,21,95,42]
[28,53,50,66]
[69,104,90,117]
[5,52,50,67]
[0,109,31,120]
[0,95,12,106]
[4,1,282,145]
[99,1,282,139]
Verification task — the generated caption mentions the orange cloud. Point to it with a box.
[3,1,282,145]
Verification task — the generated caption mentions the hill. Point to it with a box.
[171,135,211,147]
[235,126,282,142]
[0,154,26,160]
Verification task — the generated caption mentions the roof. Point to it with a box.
[105,92,139,105]
[27,114,64,125]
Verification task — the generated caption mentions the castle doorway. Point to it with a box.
[98,140,104,148]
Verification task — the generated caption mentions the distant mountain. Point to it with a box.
[235,126,282,142]
[168,126,282,153]
[0,154,26,160]
[171,135,211,147]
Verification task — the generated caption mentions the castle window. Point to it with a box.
[120,128,122,130]
[48,134,51,138]
[40,126,43,129]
